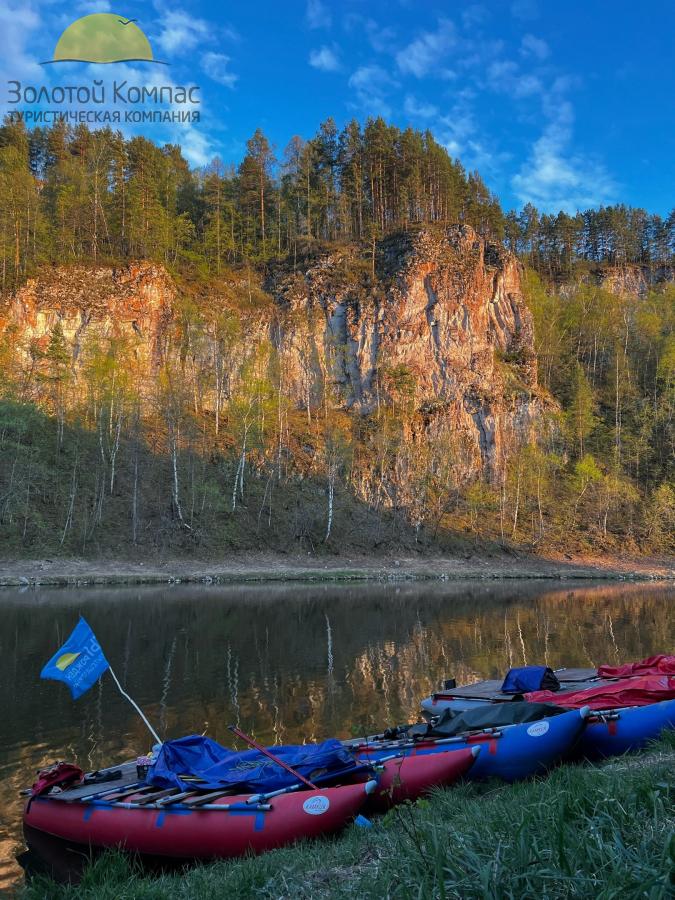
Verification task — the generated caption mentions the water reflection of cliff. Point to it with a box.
[0,581,673,891]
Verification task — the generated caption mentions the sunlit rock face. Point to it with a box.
[5,263,175,367]
[600,266,673,297]
[271,225,542,476]
[1,226,543,478]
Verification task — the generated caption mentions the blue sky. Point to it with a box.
[1,0,673,215]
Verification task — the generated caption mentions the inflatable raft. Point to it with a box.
[365,746,479,812]
[23,743,481,858]
[576,698,675,760]
[351,708,590,783]
[24,778,376,860]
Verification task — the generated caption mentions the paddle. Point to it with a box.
[228,725,374,829]
[352,729,505,754]
[228,725,317,789]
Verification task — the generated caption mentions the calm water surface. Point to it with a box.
[0,580,673,889]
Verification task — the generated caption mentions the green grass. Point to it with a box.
[22,737,675,900]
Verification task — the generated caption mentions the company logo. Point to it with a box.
[44,13,165,65]
[526,721,550,738]
[9,12,200,128]
[302,795,330,815]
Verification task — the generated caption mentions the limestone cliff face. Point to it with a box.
[585,264,673,297]
[3,263,175,366]
[271,226,541,475]
[1,226,542,478]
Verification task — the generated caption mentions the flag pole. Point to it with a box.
[108,666,162,745]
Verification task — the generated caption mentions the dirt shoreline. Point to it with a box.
[1,551,673,588]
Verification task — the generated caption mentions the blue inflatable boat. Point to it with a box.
[575,698,675,760]
[354,707,590,783]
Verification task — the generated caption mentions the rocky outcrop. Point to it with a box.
[271,226,541,475]
[584,264,674,298]
[0,226,543,478]
[3,263,175,365]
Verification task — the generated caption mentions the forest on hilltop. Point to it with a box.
[1,115,674,284]
[0,116,673,558]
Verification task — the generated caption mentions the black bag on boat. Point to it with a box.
[411,701,566,739]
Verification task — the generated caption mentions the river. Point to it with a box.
[0,579,673,890]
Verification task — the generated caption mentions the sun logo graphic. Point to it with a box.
[54,651,81,671]
[43,13,165,65]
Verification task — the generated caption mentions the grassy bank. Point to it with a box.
[22,736,675,899]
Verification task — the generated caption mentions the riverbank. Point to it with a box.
[1,550,674,588]
[20,735,675,899]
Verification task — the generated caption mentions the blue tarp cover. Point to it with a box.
[148,735,369,793]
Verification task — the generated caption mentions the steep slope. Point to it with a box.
[1,226,541,481]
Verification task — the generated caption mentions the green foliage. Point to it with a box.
[0,399,438,557]
[519,270,674,551]
[507,202,675,276]
[0,116,508,287]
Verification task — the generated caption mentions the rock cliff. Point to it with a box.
[584,264,673,297]
[271,225,541,475]
[0,225,542,478]
[3,263,175,366]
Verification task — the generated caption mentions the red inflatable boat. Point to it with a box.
[23,748,478,860]
[365,746,479,812]
[24,778,376,860]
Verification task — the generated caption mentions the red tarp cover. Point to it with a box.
[598,655,675,678]
[525,675,675,710]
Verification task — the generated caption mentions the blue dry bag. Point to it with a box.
[501,666,560,694]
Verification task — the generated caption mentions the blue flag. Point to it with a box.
[41,617,110,699]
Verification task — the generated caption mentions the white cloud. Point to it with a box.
[513,73,542,97]
[155,11,211,54]
[396,18,456,78]
[202,52,237,88]
[439,106,476,157]
[76,0,111,12]
[343,15,396,53]
[365,20,396,54]
[487,60,542,98]
[462,5,487,27]
[309,45,340,72]
[454,37,506,73]
[512,101,615,212]
[433,88,511,176]
[306,0,331,30]
[404,94,438,119]
[178,128,213,167]
[0,2,42,97]
[348,65,397,117]
[520,33,549,60]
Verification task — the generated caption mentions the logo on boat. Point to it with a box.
[302,795,330,815]
[526,721,550,738]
